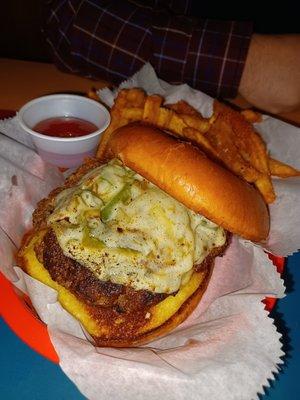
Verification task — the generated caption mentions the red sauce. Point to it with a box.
[33,117,98,138]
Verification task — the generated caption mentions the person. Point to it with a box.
[43,0,300,114]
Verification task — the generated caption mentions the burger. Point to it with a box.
[17,123,269,347]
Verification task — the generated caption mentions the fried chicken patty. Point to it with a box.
[41,229,167,313]
[30,157,229,342]
[38,227,229,310]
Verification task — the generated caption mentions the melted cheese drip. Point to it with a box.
[47,160,226,294]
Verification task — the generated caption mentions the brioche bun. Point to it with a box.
[106,123,269,241]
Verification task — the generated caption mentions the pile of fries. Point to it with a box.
[96,88,300,204]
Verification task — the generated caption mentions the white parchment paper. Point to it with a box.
[0,63,299,400]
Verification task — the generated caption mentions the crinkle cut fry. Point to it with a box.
[211,101,275,202]
[213,101,270,174]
[101,98,261,187]
[142,95,163,124]
[205,123,262,183]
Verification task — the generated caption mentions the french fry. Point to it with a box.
[180,114,210,133]
[213,101,270,175]
[269,158,300,178]
[142,95,163,124]
[241,109,262,123]
[156,107,173,129]
[114,89,130,109]
[87,87,100,101]
[166,100,200,116]
[245,131,270,175]
[97,89,146,158]
[122,107,143,121]
[124,88,146,108]
[206,121,261,183]
[254,175,276,204]
[166,111,188,135]
[182,127,219,157]
[97,117,130,158]
[237,129,269,175]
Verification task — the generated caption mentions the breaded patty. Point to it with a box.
[28,157,228,344]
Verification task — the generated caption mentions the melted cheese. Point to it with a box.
[47,159,226,294]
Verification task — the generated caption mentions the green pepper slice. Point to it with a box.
[101,183,132,222]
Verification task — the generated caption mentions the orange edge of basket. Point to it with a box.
[0,271,59,363]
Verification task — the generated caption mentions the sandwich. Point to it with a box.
[17,123,269,347]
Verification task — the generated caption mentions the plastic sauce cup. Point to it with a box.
[18,94,110,168]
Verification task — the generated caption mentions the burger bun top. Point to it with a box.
[104,123,270,241]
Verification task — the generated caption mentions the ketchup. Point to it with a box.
[33,116,98,138]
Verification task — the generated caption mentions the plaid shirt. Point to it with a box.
[44,0,252,98]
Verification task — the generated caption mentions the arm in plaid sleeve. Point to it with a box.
[44,1,252,98]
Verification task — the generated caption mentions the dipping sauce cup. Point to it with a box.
[18,94,110,168]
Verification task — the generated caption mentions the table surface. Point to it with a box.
[0,58,299,399]
[1,58,300,125]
